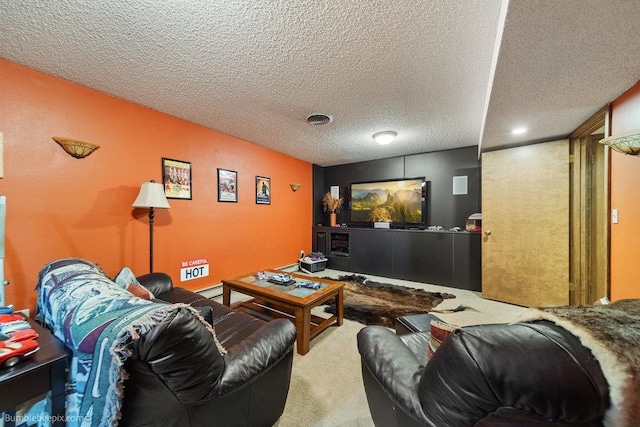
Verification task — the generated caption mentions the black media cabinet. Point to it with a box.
[312,226,481,291]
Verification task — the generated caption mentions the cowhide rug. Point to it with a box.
[322,274,457,328]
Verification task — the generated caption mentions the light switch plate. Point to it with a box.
[612,208,619,224]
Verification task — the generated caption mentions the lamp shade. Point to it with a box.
[52,136,100,159]
[133,181,171,209]
[599,129,640,155]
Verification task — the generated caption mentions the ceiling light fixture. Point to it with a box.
[511,128,527,135]
[373,131,397,145]
[599,129,640,155]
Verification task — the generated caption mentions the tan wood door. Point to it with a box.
[482,140,569,307]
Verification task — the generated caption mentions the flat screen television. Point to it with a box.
[349,177,427,228]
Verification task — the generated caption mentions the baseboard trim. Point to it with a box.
[197,283,222,298]
[195,262,300,299]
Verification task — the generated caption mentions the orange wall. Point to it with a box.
[0,59,312,313]
[610,80,640,301]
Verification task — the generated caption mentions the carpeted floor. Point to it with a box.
[274,318,372,427]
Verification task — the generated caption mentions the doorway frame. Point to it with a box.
[569,105,610,305]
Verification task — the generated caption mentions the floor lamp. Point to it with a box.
[133,180,170,273]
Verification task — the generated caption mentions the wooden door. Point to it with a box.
[482,140,569,307]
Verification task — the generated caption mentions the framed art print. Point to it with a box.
[218,168,238,202]
[162,157,192,200]
[256,176,271,205]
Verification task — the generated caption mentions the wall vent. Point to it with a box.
[306,114,332,125]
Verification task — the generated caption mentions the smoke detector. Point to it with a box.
[306,114,332,125]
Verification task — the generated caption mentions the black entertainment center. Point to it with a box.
[313,226,481,292]
[313,146,482,291]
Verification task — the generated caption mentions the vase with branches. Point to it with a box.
[323,192,343,226]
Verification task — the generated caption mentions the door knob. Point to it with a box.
[484,230,492,236]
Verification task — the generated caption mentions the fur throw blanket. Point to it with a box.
[517,299,640,427]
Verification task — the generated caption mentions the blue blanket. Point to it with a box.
[35,258,221,426]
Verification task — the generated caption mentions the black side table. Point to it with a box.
[395,313,442,335]
[0,317,69,426]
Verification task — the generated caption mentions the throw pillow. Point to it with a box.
[113,266,140,288]
[427,319,458,361]
[127,283,154,300]
[113,267,155,300]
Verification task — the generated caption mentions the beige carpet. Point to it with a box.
[275,318,372,427]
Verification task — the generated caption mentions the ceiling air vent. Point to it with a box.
[306,114,332,125]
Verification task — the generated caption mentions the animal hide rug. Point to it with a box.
[517,299,640,427]
[323,274,455,328]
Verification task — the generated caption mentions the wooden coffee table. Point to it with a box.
[222,270,344,355]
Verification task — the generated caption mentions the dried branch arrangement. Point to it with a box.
[322,192,343,214]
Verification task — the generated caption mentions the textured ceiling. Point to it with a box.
[1,0,639,166]
[483,0,640,150]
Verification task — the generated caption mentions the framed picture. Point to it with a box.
[162,158,192,200]
[256,176,271,205]
[218,168,238,202]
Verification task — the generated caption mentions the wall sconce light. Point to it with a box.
[599,129,640,155]
[373,131,397,145]
[52,136,100,159]
[290,183,302,192]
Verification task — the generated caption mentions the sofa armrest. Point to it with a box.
[137,272,174,297]
[130,306,226,404]
[214,319,297,394]
[357,326,429,422]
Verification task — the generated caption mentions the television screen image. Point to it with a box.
[349,177,427,227]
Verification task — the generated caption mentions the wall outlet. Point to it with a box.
[300,250,305,259]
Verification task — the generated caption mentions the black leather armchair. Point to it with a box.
[357,321,610,426]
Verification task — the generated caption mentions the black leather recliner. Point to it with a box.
[357,321,610,426]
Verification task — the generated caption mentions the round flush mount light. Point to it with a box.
[373,131,397,145]
[306,114,332,125]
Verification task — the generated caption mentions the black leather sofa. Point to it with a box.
[122,272,298,426]
[36,258,297,427]
[357,321,610,426]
